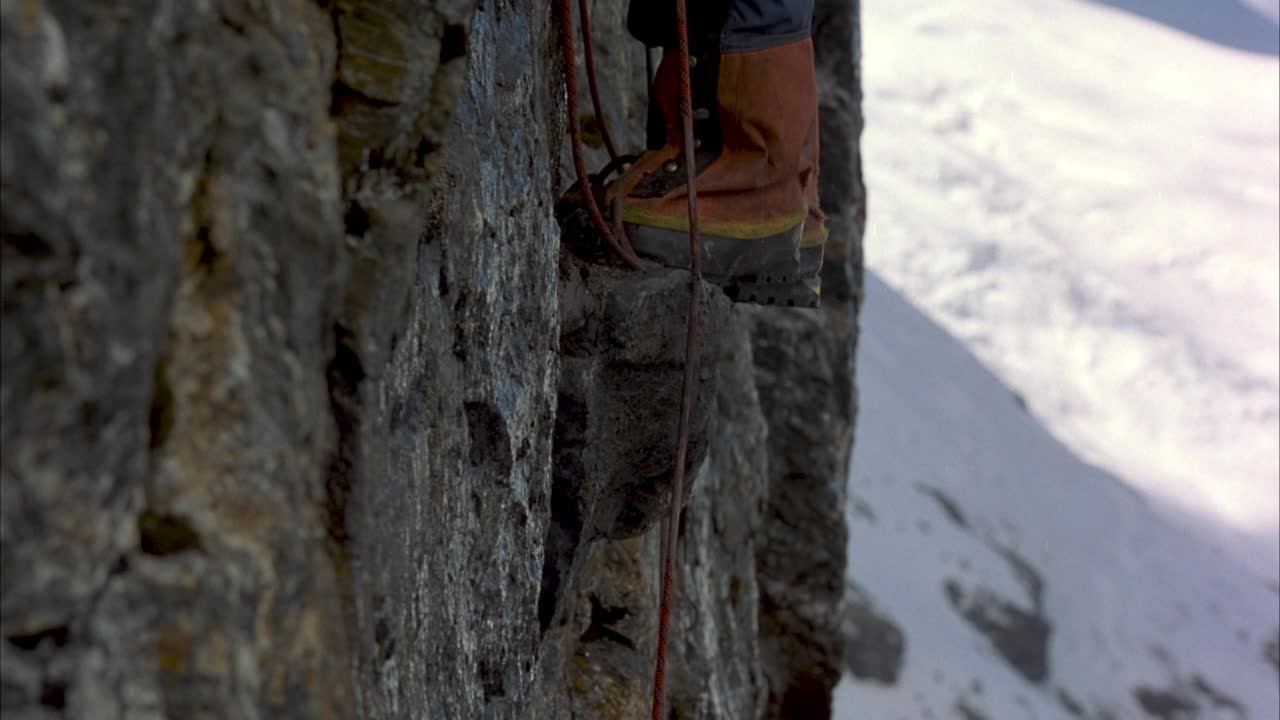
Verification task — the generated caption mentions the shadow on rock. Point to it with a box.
[538,252,731,635]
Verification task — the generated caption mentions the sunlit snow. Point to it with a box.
[860,0,1279,573]
[837,0,1279,716]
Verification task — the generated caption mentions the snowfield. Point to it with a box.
[838,275,1278,719]
[837,0,1280,717]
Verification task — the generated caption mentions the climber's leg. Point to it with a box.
[611,0,826,307]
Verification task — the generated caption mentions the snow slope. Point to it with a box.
[835,274,1279,719]
[859,0,1280,581]
[1243,0,1280,24]
[835,0,1279,716]
[1079,0,1279,55]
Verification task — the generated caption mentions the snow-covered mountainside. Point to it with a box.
[837,0,1279,717]
[858,0,1279,580]
[837,274,1277,719]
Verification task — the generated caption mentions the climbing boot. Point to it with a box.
[604,36,825,308]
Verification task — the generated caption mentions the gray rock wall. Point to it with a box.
[1,0,864,718]
[3,2,352,717]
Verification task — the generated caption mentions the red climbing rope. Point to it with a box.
[557,0,642,268]
[558,2,703,715]
[577,0,621,163]
[651,0,702,716]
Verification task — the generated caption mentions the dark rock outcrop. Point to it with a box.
[1134,686,1200,720]
[1265,628,1279,680]
[1,0,864,718]
[752,306,856,719]
[1132,672,1249,720]
[843,582,906,685]
[944,579,1052,685]
[914,476,1054,690]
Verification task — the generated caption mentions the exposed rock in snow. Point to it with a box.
[836,272,1277,719]
[838,1,1278,716]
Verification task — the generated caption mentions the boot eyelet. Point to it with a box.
[664,161,678,173]
[693,108,710,121]
[690,56,698,68]
[694,139,702,149]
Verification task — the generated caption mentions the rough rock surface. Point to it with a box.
[1,0,865,718]
[540,259,729,635]
[2,2,352,717]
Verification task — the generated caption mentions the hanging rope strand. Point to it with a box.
[557,0,642,268]
[651,0,703,715]
[577,0,621,163]
[556,1,703,713]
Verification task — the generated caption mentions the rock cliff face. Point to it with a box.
[0,0,864,718]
